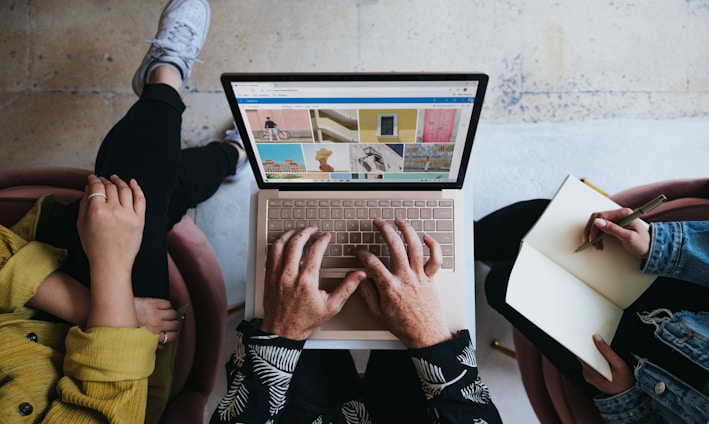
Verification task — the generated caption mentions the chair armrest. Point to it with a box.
[0,167,91,191]
[611,178,709,222]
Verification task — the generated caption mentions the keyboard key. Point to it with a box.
[433,208,453,219]
[329,244,342,256]
[428,232,453,244]
[442,257,454,269]
[437,220,453,231]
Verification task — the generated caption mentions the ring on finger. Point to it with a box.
[87,192,108,201]
[160,331,169,345]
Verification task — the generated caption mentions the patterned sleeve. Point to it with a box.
[408,330,503,424]
[210,319,305,424]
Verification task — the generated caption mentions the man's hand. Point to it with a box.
[582,208,651,258]
[261,226,364,340]
[356,218,452,349]
[580,334,635,395]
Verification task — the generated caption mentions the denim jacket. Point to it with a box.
[594,221,709,424]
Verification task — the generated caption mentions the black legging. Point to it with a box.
[36,83,238,299]
[475,199,709,396]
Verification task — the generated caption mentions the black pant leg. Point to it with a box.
[279,349,361,423]
[474,199,550,261]
[362,350,430,423]
[37,83,185,299]
[166,141,239,229]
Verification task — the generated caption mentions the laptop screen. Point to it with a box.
[221,73,488,190]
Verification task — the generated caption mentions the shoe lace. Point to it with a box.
[147,22,203,63]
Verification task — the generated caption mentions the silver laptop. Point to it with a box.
[221,73,488,348]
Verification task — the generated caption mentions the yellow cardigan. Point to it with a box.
[0,196,159,423]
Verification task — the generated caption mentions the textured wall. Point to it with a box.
[2,0,708,171]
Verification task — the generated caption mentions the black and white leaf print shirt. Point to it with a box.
[211,320,502,424]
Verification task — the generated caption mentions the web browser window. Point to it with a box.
[226,78,482,186]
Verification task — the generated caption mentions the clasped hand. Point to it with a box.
[262,218,451,349]
[77,174,145,273]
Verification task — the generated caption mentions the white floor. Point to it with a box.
[200,117,709,423]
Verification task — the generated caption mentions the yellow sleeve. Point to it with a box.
[0,227,67,312]
[1,194,67,312]
[42,326,158,423]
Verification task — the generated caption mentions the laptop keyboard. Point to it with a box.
[266,198,455,269]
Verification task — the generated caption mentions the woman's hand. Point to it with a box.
[77,174,146,274]
[582,208,651,258]
[134,298,181,348]
[580,334,635,395]
[78,174,146,329]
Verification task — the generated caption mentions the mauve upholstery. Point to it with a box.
[0,167,227,424]
[512,178,709,423]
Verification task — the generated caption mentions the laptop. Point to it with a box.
[221,73,488,349]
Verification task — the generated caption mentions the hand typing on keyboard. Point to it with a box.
[261,226,367,340]
[356,218,452,349]
[260,217,452,349]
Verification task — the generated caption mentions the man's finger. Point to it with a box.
[326,271,366,315]
[356,278,382,318]
[396,218,424,270]
[301,231,331,275]
[374,218,408,271]
[355,248,394,291]
[266,229,296,286]
[422,234,442,277]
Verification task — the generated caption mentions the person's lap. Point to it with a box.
[477,198,709,395]
[281,349,429,423]
[36,84,237,299]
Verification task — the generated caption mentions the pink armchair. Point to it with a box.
[512,178,709,424]
[0,167,227,423]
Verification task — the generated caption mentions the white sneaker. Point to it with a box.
[132,0,210,96]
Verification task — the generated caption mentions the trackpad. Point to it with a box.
[319,278,386,331]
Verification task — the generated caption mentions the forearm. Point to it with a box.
[211,320,305,424]
[26,270,90,326]
[408,330,502,423]
[86,264,138,329]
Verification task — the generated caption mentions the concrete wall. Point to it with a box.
[2,0,707,171]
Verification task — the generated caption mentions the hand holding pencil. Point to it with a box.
[576,195,667,256]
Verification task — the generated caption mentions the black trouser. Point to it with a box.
[475,199,709,396]
[36,83,238,299]
[280,349,430,423]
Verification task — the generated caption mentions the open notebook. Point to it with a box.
[221,73,488,348]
